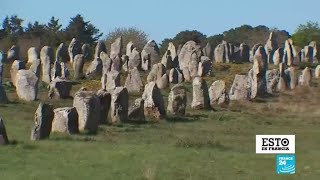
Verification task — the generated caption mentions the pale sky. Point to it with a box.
[1,0,320,43]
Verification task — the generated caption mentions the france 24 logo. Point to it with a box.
[276,154,296,174]
[256,135,295,154]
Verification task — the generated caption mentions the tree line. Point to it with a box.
[1,14,319,57]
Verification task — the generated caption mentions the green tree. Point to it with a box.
[25,21,46,38]
[104,27,148,54]
[64,14,103,44]
[159,30,206,55]
[291,21,320,48]
[44,16,63,47]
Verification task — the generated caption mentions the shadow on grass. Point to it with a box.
[175,137,231,151]
[166,115,200,123]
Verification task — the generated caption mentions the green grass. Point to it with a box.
[0,62,320,179]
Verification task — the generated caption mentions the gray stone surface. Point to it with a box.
[86,58,103,80]
[30,103,54,140]
[208,80,229,107]
[167,84,187,116]
[52,107,79,134]
[48,77,72,99]
[191,77,210,109]
[128,98,145,121]
[142,82,166,119]
[124,68,143,92]
[27,47,39,64]
[73,54,85,80]
[110,87,129,124]
[16,70,38,101]
[73,89,100,132]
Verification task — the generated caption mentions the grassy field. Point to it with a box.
[0,62,320,180]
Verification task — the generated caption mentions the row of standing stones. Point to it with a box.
[1,32,320,143]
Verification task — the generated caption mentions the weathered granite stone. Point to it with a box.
[167,84,187,116]
[52,107,79,134]
[16,70,38,101]
[30,103,54,140]
[142,82,166,119]
[191,77,210,109]
[73,89,100,132]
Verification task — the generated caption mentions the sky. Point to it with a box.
[1,0,320,43]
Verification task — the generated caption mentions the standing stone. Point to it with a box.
[16,70,38,101]
[177,44,183,55]
[101,51,112,74]
[315,65,320,79]
[178,41,201,71]
[283,39,299,66]
[309,41,319,63]
[51,60,62,80]
[167,42,177,61]
[273,48,284,65]
[126,41,134,57]
[48,77,72,99]
[110,87,129,124]
[208,80,229,107]
[284,66,298,90]
[141,49,151,71]
[0,118,9,145]
[122,55,129,72]
[147,63,166,82]
[60,62,69,79]
[29,58,41,78]
[27,47,39,64]
[302,45,313,63]
[7,45,19,61]
[68,38,81,63]
[265,32,278,64]
[102,70,121,91]
[86,58,103,80]
[128,98,145,121]
[161,50,173,69]
[250,44,263,62]
[110,36,122,59]
[73,54,85,80]
[111,55,122,72]
[251,46,268,98]
[10,60,25,86]
[214,43,225,63]
[124,67,143,92]
[128,48,141,70]
[202,42,212,59]
[94,41,107,59]
[156,74,169,89]
[30,103,54,140]
[239,43,250,62]
[299,67,312,86]
[73,89,100,132]
[96,89,111,124]
[141,40,160,70]
[169,68,184,84]
[142,82,166,119]
[188,51,199,78]
[52,107,79,134]
[56,43,68,63]
[277,63,288,91]
[198,56,212,77]
[167,84,187,116]
[82,44,90,60]
[266,69,279,94]
[229,75,250,100]
[40,46,53,83]
[191,77,210,109]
